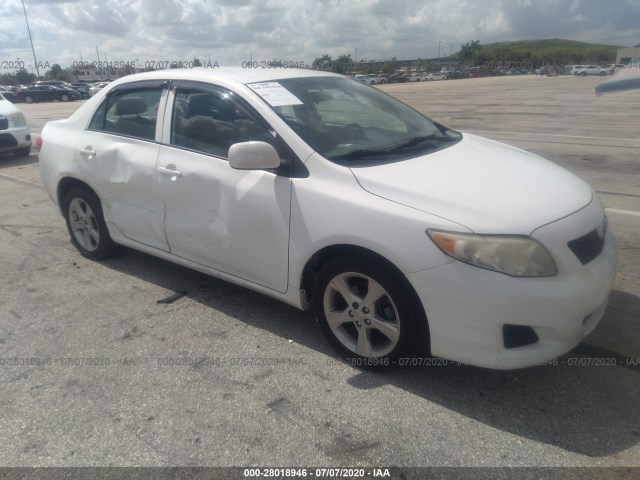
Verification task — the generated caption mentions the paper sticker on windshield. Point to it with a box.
[248,82,303,107]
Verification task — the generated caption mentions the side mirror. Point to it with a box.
[228,141,281,170]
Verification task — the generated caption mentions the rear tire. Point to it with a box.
[63,187,116,260]
[61,94,70,102]
[24,96,34,104]
[312,255,428,366]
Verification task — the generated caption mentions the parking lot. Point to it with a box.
[0,74,638,470]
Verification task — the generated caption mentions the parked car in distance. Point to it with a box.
[444,71,470,80]
[36,80,86,96]
[468,67,494,78]
[55,85,85,99]
[39,68,617,370]
[573,65,609,76]
[0,86,17,102]
[388,74,410,83]
[408,72,428,82]
[570,65,585,75]
[0,92,32,157]
[15,85,81,104]
[599,65,614,75]
[499,68,522,76]
[426,72,447,81]
[88,81,111,97]
[71,83,91,98]
[355,74,378,85]
[35,80,70,88]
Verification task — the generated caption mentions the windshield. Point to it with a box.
[248,76,461,163]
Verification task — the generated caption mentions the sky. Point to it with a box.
[1,0,639,72]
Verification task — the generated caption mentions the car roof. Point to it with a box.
[107,67,339,89]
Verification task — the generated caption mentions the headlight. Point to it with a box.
[427,230,557,277]
[9,112,26,127]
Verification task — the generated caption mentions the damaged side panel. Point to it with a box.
[74,132,169,251]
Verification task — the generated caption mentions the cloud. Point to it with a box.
[48,0,134,36]
[1,0,639,71]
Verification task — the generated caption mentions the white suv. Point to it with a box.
[0,92,32,157]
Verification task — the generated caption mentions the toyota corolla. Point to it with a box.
[38,68,617,369]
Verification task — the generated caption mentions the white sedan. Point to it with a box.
[88,81,111,97]
[427,72,448,81]
[38,68,617,369]
[354,74,378,85]
[0,92,32,157]
[574,65,609,76]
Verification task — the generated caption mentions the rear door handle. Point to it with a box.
[79,146,96,158]
[158,166,182,178]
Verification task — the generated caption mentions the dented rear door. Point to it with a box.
[75,81,170,251]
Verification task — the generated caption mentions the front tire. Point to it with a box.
[61,94,70,102]
[63,187,116,260]
[312,255,428,364]
[24,96,34,104]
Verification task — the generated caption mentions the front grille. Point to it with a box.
[0,133,18,147]
[568,228,605,264]
[0,118,8,130]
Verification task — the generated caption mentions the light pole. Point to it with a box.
[354,48,358,73]
[438,40,441,60]
[21,0,40,78]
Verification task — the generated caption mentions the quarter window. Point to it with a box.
[170,88,274,157]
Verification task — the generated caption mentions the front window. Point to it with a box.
[170,87,274,158]
[248,76,460,163]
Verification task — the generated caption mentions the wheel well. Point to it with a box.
[301,244,431,353]
[301,245,423,308]
[57,177,95,213]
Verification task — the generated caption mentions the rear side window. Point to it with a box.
[89,87,163,141]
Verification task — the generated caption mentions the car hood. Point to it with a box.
[0,99,19,115]
[349,133,592,234]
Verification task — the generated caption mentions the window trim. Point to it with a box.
[164,80,278,160]
[86,80,169,143]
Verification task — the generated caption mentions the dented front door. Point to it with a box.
[156,82,291,293]
[156,145,291,293]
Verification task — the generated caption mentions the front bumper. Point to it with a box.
[407,201,617,370]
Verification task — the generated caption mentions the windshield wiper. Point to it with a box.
[330,148,394,160]
[386,134,459,153]
[330,134,460,160]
